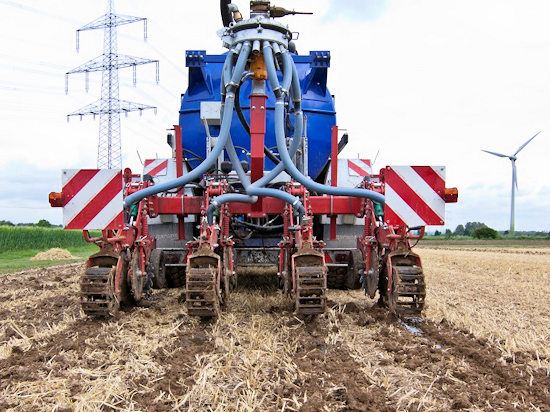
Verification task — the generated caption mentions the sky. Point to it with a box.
[0,0,549,232]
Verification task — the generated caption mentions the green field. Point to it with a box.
[0,226,99,273]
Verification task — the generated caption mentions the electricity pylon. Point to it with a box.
[66,0,159,169]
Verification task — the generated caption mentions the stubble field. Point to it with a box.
[1,246,549,411]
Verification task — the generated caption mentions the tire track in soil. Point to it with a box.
[419,319,550,411]
[2,263,550,411]
[0,264,214,411]
[289,313,391,412]
[368,308,550,411]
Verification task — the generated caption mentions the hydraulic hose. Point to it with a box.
[207,127,305,224]
[206,40,314,225]
[270,46,386,205]
[124,42,252,208]
[220,0,232,27]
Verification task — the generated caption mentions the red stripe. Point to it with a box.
[360,159,371,168]
[144,159,154,167]
[66,173,122,229]
[386,168,441,224]
[146,160,168,176]
[63,170,100,200]
[105,210,124,230]
[384,205,405,226]
[411,166,445,199]
[348,160,369,176]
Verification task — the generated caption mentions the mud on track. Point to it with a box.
[1,261,549,411]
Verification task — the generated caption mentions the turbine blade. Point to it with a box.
[481,149,508,158]
[512,160,518,191]
[514,131,540,156]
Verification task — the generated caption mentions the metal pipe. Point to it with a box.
[252,39,261,55]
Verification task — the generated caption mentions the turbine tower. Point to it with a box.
[66,0,159,169]
[482,131,540,236]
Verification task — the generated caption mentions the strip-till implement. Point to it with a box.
[50,1,457,319]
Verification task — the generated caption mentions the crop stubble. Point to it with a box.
[0,248,549,411]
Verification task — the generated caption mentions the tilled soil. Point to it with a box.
[1,261,549,411]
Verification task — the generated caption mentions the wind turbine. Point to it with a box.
[481,131,540,236]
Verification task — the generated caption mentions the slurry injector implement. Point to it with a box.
[50,1,458,318]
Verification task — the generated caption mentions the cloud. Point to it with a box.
[0,163,63,225]
[323,0,388,22]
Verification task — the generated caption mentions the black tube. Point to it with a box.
[232,218,284,231]
[220,0,232,27]
[235,83,250,135]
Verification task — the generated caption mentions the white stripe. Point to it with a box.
[84,191,123,230]
[390,166,444,221]
[432,165,445,181]
[61,169,79,186]
[63,170,120,227]
[144,159,167,175]
[348,159,372,175]
[385,185,427,227]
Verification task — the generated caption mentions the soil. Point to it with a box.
[1,262,549,411]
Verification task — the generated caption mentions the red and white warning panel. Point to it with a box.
[347,159,372,177]
[326,159,373,188]
[61,169,124,230]
[143,159,168,177]
[384,166,446,227]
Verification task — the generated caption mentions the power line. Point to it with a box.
[0,0,85,25]
[66,0,159,169]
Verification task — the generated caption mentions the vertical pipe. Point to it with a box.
[178,216,185,240]
[330,125,338,240]
[174,125,183,178]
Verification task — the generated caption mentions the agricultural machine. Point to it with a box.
[50,1,458,318]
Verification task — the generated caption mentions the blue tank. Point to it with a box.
[179,50,335,180]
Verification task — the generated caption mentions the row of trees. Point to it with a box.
[0,219,59,228]
[433,222,549,239]
[433,222,498,239]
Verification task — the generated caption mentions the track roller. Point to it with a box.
[186,267,219,318]
[295,265,327,315]
[185,247,221,318]
[81,266,117,317]
[391,264,425,315]
[383,251,426,316]
[292,244,327,316]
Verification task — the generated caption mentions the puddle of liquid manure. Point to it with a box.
[399,318,442,349]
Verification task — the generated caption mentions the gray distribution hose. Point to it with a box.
[124,42,252,208]
[207,127,306,224]
[206,42,307,223]
[127,34,384,229]
[271,46,386,205]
